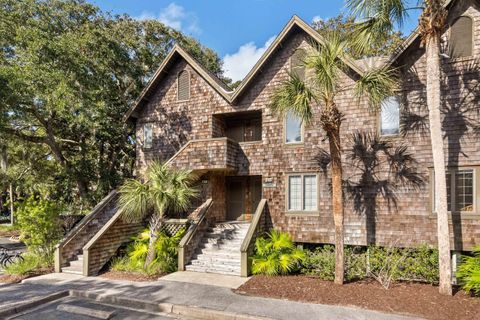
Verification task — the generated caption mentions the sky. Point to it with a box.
[89,0,420,82]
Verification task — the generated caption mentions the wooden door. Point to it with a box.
[226,178,246,221]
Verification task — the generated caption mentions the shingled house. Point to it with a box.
[56,0,480,276]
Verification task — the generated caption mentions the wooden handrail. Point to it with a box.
[240,199,267,277]
[178,198,213,270]
[56,190,118,250]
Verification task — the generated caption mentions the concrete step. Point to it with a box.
[191,256,241,267]
[196,247,240,256]
[62,266,83,275]
[185,265,240,276]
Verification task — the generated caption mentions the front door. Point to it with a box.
[226,178,246,221]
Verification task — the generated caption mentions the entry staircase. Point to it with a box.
[185,222,249,275]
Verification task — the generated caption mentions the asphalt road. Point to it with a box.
[10,296,188,320]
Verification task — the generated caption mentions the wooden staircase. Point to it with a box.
[185,222,249,275]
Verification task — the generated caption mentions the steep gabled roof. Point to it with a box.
[124,15,365,121]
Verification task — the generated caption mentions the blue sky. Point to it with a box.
[89,0,420,81]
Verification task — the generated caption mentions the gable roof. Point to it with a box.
[124,15,365,122]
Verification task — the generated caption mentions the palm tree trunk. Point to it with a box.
[9,183,14,225]
[426,34,452,295]
[322,104,345,285]
[144,213,163,268]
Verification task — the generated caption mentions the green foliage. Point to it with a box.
[16,196,63,261]
[251,230,305,276]
[4,253,49,276]
[456,246,480,294]
[368,244,439,285]
[300,244,438,285]
[312,14,405,59]
[301,245,366,281]
[110,228,185,275]
[0,0,226,206]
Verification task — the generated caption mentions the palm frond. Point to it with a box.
[346,0,408,55]
[269,72,316,125]
[354,66,399,110]
[118,178,151,223]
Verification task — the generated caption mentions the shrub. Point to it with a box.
[301,245,367,281]
[456,246,480,294]
[4,253,48,276]
[110,228,185,275]
[16,196,63,262]
[251,230,305,276]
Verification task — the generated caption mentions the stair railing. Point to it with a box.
[178,198,213,271]
[240,199,268,277]
[54,190,118,272]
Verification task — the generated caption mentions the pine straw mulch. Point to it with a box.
[234,275,480,320]
[99,270,165,282]
[0,267,52,284]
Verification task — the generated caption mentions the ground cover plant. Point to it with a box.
[110,228,185,276]
[251,230,305,276]
[456,246,480,295]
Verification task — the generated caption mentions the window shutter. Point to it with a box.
[449,16,473,58]
[291,49,306,81]
[177,70,190,101]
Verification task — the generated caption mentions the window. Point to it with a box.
[433,168,476,213]
[291,49,306,81]
[143,123,153,149]
[285,111,303,144]
[449,16,473,58]
[177,70,190,101]
[380,96,400,136]
[287,174,318,212]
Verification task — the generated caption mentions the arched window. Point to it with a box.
[449,16,473,58]
[290,49,306,81]
[177,70,190,101]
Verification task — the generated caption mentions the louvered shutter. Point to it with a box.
[291,49,306,81]
[449,16,473,58]
[177,70,190,101]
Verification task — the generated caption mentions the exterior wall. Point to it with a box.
[134,0,480,250]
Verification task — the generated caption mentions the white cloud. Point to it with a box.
[223,35,276,82]
[312,15,323,23]
[137,3,200,34]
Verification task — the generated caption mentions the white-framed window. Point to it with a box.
[177,70,190,101]
[380,96,400,136]
[143,123,153,149]
[287,174,318,212]
[432,168,476,213]
[285,111,303,144]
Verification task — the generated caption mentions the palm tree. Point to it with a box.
[347,0,452,295]
[118,162,198,268]
[269,31,397,284]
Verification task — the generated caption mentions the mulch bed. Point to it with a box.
[99,270,164,282]
[0,268,52,284]
[235,275,480,320]
[0,230,20,238]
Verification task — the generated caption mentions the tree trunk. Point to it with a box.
[144,213,163,269]
[426,35,452,295]
[322,103,345,285]
[9,183,14,225]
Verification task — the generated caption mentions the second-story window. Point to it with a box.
[143,123,153,149]
[449,16,473,58]
[380,96,400,136]
[285,111,303,144]
[177,70,190,101]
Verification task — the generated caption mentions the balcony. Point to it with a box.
[166,137,239,172]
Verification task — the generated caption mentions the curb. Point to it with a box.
[70,290,272,320]
[0,290,69,318]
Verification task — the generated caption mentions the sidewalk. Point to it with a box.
[0,273,422,320]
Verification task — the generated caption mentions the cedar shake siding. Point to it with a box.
[129,1,480,251]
